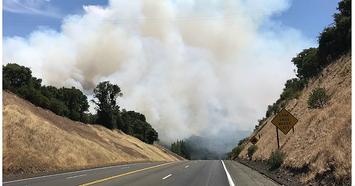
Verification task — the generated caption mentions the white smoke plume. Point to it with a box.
[3,0,312,145]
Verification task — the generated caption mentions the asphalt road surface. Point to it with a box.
[4,160,279,186]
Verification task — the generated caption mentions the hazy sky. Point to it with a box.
[2,0,340,146]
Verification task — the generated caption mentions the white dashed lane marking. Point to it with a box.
[66,174,87,179]
[162,174,172,180]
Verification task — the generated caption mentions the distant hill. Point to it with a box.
[235,54,351,184]
[3,91,182,176]
[185,131,250,160]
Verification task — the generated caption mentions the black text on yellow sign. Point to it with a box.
[271,108,298,135]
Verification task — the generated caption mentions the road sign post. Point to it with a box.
[271,108,298,149]
[275,126,280,149]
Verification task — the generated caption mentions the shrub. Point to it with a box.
[238,137,249,146]
[231,145,244,159]
[308,88,330,109]
[268,150,285,170]
[247,145,257,160]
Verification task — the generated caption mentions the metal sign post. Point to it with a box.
[275,126,280,149]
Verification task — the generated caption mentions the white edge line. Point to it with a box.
[221,160,235,186]
[3,162,146,184]
[162,174,172,180]
[185,165,189,168]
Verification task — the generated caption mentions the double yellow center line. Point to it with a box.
[79,162,175,186]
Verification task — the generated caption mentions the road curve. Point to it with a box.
[4,160,279,186]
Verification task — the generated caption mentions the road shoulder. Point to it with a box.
[234,159,304,186]
[224,160,280,186]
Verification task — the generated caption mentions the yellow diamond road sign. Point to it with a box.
[271,108,298,135]
[250,136,258,144]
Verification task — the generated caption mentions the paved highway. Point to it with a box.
[4,160,279,186]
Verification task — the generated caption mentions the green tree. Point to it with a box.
[3,63,32,90]
[292,48,321,80]
[120,110,158,144]
[17,85,49,108]
[59,87,89,121]
[49,98,69,116]
[81,113,98,124]
[120,109,132,133]
[92,81,122,129]
[171,140,190,159]
[318,0,351,63]
[280,78,306,100]
[41,86,60,101]
[146,128,158,144]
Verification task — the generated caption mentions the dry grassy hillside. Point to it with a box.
[238,54,351,183]
[3,91,182,175]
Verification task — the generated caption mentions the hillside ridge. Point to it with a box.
[236,54,351,184]
[3,91,182,176]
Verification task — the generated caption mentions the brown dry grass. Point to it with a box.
[238,54,351,183]
[3,91,181,175]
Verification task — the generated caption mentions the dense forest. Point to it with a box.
[171,140,191,159]
[254,0,351,131]
[3,64,158,144]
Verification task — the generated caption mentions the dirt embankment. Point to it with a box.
[3,91,182,176]
[237,54,351,184]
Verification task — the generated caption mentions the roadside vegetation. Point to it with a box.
[228,145,244,159]
[268,150,285,170]
[227,137,248,159]
[3,64,158,144]
[254,0,350,131]
[307,88,330,109]
[247,145,257,160]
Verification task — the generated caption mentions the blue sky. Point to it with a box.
[3,0,339,41]
[3,0,108,37]
[273,0,340,40]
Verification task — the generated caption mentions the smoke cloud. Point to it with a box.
[3,0,312,148]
